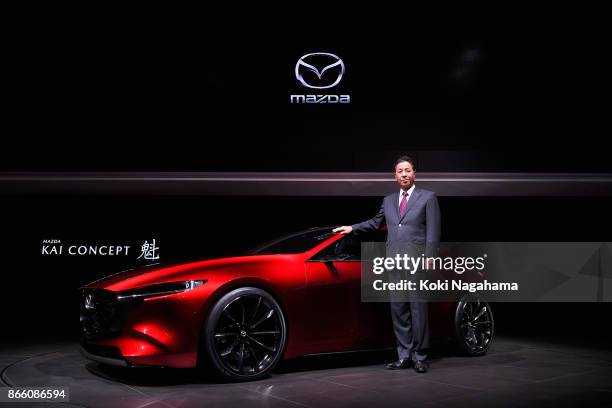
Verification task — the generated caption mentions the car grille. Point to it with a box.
[79,288,132,340]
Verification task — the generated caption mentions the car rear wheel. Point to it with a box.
[454,293,494,356]
[202,287,287,381]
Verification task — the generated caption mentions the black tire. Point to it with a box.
[454,293,494,356]
[202,287,287,381]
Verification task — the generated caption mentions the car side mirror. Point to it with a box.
[307,257,334,263]
[334,253,352,261]
[307,253,352,263]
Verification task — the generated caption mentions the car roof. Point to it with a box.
[248,226,339,255]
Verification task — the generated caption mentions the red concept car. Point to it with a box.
[80,228,494,381]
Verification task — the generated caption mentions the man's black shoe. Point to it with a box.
[385,359,412,369]
[413,361,429,373]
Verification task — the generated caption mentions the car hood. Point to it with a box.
[84,254,301,292]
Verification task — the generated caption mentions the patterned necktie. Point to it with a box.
[399,191,408,218]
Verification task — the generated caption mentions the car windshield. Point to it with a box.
[249,228,335,255]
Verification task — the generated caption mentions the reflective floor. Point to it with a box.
[1,337,611,408]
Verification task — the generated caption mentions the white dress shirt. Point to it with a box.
[399,184,416,207]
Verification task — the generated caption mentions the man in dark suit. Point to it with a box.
[333,155,441,373]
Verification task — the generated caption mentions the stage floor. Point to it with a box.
[1,337,611,408]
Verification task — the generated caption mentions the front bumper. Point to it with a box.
[79,286,208,368]
[80,342,127,367]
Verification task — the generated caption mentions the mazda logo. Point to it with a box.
[84,294,94,310]
[295,53,345,89]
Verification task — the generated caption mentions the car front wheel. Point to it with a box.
[202,287,287,381]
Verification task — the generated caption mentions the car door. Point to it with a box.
[303,236,362,352]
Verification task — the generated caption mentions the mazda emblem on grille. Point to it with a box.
[84,294,94,310]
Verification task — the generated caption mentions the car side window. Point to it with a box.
[312,237,361,261]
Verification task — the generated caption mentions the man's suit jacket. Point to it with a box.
[351,186,441,257]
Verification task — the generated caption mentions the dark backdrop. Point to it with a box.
[3,10,609,172]
[1,10,611,349]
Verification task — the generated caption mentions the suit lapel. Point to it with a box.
[393,191,400,220]
[399,186,421,223]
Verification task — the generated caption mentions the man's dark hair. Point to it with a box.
[394,155,416,171]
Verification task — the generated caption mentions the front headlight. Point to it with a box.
[116,280,206,300]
